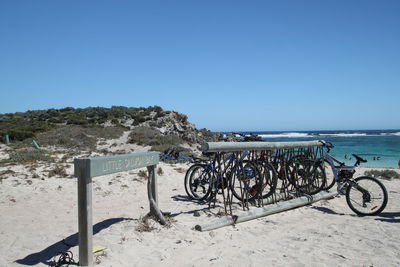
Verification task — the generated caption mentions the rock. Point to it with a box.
[174,123,185,133]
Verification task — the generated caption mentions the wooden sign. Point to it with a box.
[74,152,159,178]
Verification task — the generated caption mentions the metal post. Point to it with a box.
[32,140,40,149]
[5,135,10,145]
[75,159,93,267]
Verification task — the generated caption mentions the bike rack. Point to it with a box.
[195,140,337,231]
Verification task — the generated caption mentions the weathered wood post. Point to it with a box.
[74,152,162,267]
[75,159,93,267]
[147,165,158,207]
[147,165,167,225]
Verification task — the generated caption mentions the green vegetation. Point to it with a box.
[37,125,125,150]
[364,169,400,180]
[128,126,189,153]
[1,106,222,159]
[0,106,166,142]
[8,149,52,163]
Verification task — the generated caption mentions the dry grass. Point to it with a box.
[135,215,156,232]
[128,126,189,153]
[174,167,186,174]
[36,125,125,150]
[364,169,400,180]
[138,170,148,178]
[0,169,16,183]
[47,165,68,178]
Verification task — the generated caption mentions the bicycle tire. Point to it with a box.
[188,164,214,201]
[287,158,325,195]
[345,176,388,216]
[229,161,263,201]
[321,159,336,190]
[184,163,205,199]
[258,161,278,198]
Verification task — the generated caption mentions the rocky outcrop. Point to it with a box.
[0,106,223,148]
[138,111,222,144]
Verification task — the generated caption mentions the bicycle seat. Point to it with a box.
[352,154,367,163]
[202,152,215,157]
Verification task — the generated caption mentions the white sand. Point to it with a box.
[1,149,400,266]
[96,131,151,154]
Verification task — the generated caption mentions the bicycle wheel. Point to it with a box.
[273,160,292,193]
[188,165,212,201]
[287,158,325,195]
[230,161,263,201]
[258,161,278,198]
[321,159,336,190]
[345,176,388,216]
[184,164,205,199]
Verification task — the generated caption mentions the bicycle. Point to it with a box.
[318,141,388,216]
[185,151,264,202]
[270,149,325,196]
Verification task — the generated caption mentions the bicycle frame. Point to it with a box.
[319,150,356,182]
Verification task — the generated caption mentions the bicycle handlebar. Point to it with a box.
[352,154,367,166]
[319,140,334,152]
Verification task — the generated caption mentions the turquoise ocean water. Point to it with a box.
[239,130,400,168]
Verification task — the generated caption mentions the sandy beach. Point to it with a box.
[1,143,400,267]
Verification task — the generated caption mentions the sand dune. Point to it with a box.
[1,151,399,266]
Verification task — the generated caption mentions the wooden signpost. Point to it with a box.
[74,152,162,267]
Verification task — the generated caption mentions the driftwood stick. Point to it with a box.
[147,166,167,225]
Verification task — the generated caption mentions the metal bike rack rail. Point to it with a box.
[201,140,323,152]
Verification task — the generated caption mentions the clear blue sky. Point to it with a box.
[1,0,399,131]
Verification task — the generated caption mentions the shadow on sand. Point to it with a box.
[16,217,132,266]
[375,212,400,223]
[312,206,400,222]
[310,206,346,216]
[170,194,225,217]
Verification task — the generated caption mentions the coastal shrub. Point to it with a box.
[197,128,223,143]
[364,169,400,180]
[128,127,184,151]
[37,125,125,149]
[1,121,56,142]
[138,170,147,178]
[8,150,52,163]
[0,106,170,142]
[150,144,190,155]
[128,127,159,145]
